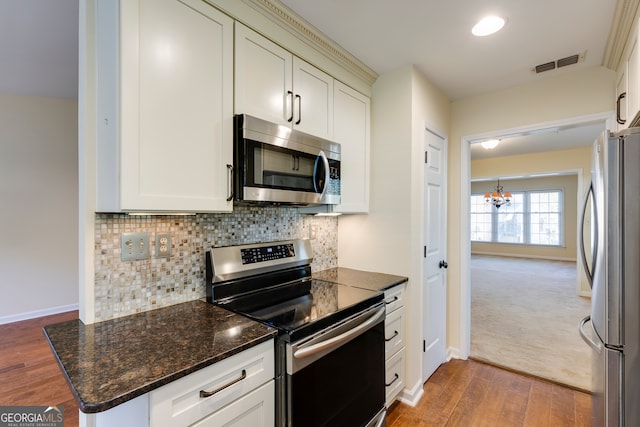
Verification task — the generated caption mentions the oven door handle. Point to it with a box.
[293,306,385,359]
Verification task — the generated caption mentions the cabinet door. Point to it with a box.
[118,0,233,212]
[333,81,370,213]
[627,37,638,124]
[235,23,293,127]
[616,67,627,132]
[292,57,333,139]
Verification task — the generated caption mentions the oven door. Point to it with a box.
[285,304,386,427]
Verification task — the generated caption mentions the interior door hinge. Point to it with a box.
[423,246,427,258]
[423,340,426,352]
[424,151,428,164]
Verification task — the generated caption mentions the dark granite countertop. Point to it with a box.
[43,300,276,414]
[313,267,408,292]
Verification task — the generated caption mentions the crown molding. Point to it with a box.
[603,0,640,70]
[239,0,378,86]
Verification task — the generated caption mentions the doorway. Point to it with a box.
[457,112,614,362]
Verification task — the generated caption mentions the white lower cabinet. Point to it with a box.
[150,340,274,427]
[384,284,406,407]
[384,348,405,406]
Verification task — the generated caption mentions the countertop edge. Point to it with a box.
[43,315,277,414]
[77,333,276,414]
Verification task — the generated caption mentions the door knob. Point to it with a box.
[439,260,448,269]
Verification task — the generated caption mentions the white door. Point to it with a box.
[423,128,447,382]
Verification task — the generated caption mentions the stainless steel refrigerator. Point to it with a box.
[579,127,640,426]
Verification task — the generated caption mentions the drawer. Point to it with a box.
[384,284,405,314]
[191,380,274,427]
[384,306,405,360]
[385,348,405,407]
[150,340,274,427]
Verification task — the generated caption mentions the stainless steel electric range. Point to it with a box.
[206,239,386,427]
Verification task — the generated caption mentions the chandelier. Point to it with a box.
[484,179,512,208]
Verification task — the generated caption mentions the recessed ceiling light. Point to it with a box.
[481,139,500,149]
[472,16,505,37]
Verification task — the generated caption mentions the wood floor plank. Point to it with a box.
[550,383,577,426]
[574,389,593,427]
[389,359,591,427]
[523,381,553,426]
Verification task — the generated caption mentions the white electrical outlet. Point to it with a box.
[121,232,150,261]
[309,224,317,239]
[156,233,172,258]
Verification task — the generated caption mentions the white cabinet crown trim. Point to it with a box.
[605,0,640,70]
[208,0,377,93]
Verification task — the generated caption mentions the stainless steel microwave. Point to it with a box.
[233,114,341,205]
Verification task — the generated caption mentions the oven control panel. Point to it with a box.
[241,243,296,264]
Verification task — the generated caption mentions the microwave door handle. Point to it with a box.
[578,180,596,288]
[314,151,330,198]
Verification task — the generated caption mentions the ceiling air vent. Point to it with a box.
[532,51,586,74]
[535,61,556,73]
[557,54,580,68]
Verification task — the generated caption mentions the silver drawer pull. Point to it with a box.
[385,330,399,342]
[385,373,399,387]
[199,369,246,398]
[385,296,398,305]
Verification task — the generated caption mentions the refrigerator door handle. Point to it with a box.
[578,180,598,288]
[579,315,602,352]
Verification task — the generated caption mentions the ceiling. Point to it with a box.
[469,123,603,160]
[280,0,617,101]
[0,0,617,158]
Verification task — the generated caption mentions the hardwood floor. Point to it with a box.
[387,358,592,427]
[0,312,591,427]
[0,311,79,427]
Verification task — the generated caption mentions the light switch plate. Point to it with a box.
[121,232,150,261]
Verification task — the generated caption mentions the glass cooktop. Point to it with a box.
[217,278,383,342]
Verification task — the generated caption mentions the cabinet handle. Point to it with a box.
[385,330,399,342]
[200,369,246,398]
[287,91,294,122]
[295,94,302,125]
[617,92,626,125]
[226,164,234,202]
[385,373,399,387]
[385,296,399,305]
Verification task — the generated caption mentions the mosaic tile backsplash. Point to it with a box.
[95,206,338,322]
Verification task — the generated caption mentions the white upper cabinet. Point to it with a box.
[333,81,370,213]
[96,0,234,212]
[616,24,639,130]
[235,23,333,140]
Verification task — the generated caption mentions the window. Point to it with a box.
[471,189,563,246]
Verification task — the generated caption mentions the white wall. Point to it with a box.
[447,65,616,354]
[339,65,451,403]
[0,93,78,323]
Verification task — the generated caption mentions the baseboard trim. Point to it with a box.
[446,346,463,361]
[472,251,577,262]
[397,379,424,407]
[0,303,79,325]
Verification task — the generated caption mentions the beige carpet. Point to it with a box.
[470,255,592,391]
